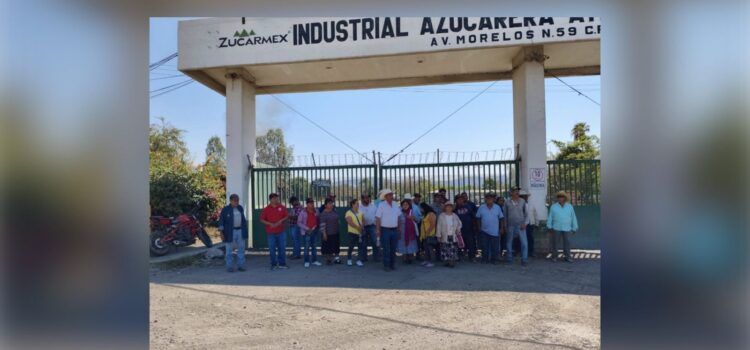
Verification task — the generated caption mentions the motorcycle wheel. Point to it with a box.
[150,230,171,256]
[197,228,213,248]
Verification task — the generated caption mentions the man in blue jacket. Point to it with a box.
[218,193,249,272]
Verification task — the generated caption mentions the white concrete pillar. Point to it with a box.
[225,73,256,211]
[512,46,548,220]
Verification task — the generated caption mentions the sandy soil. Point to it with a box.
[150,251,600,349]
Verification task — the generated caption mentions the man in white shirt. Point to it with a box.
[359,194,379,262]
[519,190,538,258]
[375,188,401,271]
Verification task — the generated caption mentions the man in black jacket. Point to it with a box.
[218,194,249,272]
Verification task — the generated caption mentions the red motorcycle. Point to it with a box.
[149,212,214,256]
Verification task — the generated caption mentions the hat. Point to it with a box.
[327,192,336,198]
[378,188,394,200]
[444,201,455,207]
[484,192,496,198]
[268,193,279,199]
[519,189,530,196]
[555,191,568,199]
[403,193,413,200]
[511,186,521,192]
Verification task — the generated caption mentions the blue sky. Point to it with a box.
[150,18,600,165]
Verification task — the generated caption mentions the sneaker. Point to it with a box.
[425,262,434,268]
[277,265,289,269]
[356,260,364,267]
[551,258,558,263]
[312,261,322,266]
[304,262,310,268]
[237,266,246,271]
[347,259,353,266]
[270,265,277,270]
[564,258,573,263]
[521,261,528,267]
[334,257,342,264]
[227,267,235,273]
[420,261,428,266]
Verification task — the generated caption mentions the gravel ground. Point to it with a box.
[150,251,600,349]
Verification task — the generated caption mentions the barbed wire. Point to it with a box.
[284,148,516,167]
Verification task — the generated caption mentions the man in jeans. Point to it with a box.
[359,194,378,262]
[287,196,304,260]
[475,193,504,264]
[503,187,529,266]
[375,188,401,271]
[259,193,289,270]
[547,191,579,262]
[218,193,248,272]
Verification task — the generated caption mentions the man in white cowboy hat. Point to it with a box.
[375,188,401,271]
[547,191,578,262]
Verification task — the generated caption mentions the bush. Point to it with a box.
[149,168,221,226]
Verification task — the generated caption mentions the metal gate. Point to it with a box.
[250,160,519,248]
[380,160,520,205]
[547,159,601,249]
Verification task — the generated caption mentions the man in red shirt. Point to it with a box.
[259,193,289,270]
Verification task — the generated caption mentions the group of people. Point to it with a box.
[218,187,579,272]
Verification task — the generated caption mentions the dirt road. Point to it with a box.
[150,251,600,349]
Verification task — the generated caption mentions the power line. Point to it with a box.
[257,86,372,163]
[549,73,600,106]
[150,52,178,71]
[150,79,192,93]
[150,74,185,80]
[150,80,193,99]
[384,80,499,164]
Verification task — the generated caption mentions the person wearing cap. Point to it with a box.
[503,187,529,266]
[375,189,401,271]
[547,191,578,262]
[476,192,504,264]
[259,193,289,270]
[359,194,378,262]
[518,190,538,258]
[287,196,304,260]
[397,199,419,264]
[297,198,323,268]
[218,193,248,272]
[436,201,462,267]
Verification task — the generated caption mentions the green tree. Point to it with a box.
[550,122,600,160]
[549,122,601,205]
[204,135,225,169]
[256,128,294,168]
[149,119,221,225]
